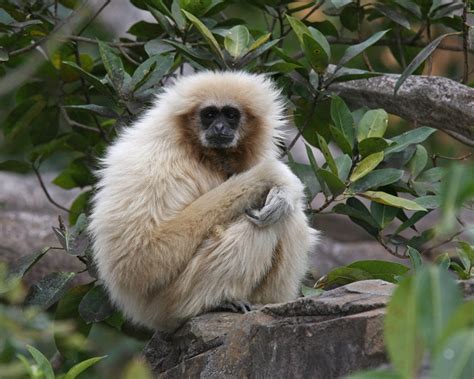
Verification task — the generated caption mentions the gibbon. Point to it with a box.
[89,71,318,331]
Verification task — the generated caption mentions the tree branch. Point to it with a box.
[328,69,474,146]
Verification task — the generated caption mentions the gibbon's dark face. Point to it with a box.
[199,105,241,149]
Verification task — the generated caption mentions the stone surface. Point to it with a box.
[144,280,395,378]
[329,71,474,146]
[144,279,474,378]
[0,172,84,284]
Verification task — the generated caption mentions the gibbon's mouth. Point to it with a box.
[206,134,235,148]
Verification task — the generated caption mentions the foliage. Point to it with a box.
[0,0,473,377]
[349,265,474,379]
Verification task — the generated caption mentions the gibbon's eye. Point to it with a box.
[201,106,218,120]
[222,106,240,121]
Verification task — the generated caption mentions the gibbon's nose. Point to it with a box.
[213,122,225,134]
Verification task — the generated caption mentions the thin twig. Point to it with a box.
[432,152,472,166]
[426,20,433,76]
[423,230,464,254]
[66,35,146,47]
[324,36,472,53]
[60,107,103,134]
[78,0,111,35]
[117,43,140,65]
[72,46,110,144]
[281,0,325,38]
[377,236,410,259]
[462,0,469,84]
[281,95,319,157]
[395,26,407,69]
[357,0,374,72]
[311,196,335,214]
[32,166,70,213]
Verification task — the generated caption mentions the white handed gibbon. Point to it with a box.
[89,71,318,331]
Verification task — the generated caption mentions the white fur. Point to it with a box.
[89,71,318,331]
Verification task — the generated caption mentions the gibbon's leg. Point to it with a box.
[249,207,317,304]
[160,215,280,329]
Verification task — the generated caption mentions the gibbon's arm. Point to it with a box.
[113,160,285,294]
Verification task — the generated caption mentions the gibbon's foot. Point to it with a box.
[246,186,290,227]
[211,300,253,313]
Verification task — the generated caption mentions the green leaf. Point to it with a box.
[288,160,321,200]
[1,248,51,293]
[26,345,54,379]
[348,260,410,282]
[316,133,338,175]
[415,266,463,351]
[317,169,346,196]
[384,127,436,155]
[385,277,424,379]
[373,3,410,29]
[224,25,250,58]
[122,357,154,379]
[65,104,118,118]
[69,191,92,225]
[62,61,112,96]
[65,356,107,379]
[286,15,309,44]
[350,169,403,193]
[335,154,352,182]
[432,330,474,379]
[54,283,93,358]
[316,267,374,289]
[337,30,390,69]
[53,158,94,190]
[330,95,354,148]
[182,9,224,62]
[3,98,46,139]
[394,33,457,94]
[417,167,445,183]
[24,272,75,309]
[438,164,474,234]
[361,191,427,211]
[370,202,399,229]
[350,152,384,182]
[79,285,114,323]
[333,202,379,229]
[358,137,389,158]
[357,109,388,142]
[414,195,440,209]
[303,145,327,196]
[301,284,323,297]
[407,246,423,272]
[0,47,9,61]
[394,211,428,235]
[98,40,126,93]
[248,33,271,52]
[407,145,428,179]
[0,160,31,173]
[131,54,173,91]
[347,370,401,379]
[171,0,186,29]
[304,27,331,72]
[147,5,174,36]
[329,67,382,83]
[436,301,474,351]
[329,126,352,156]
[179,0,212,16]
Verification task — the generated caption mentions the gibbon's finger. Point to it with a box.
[246,187,290,227]
[211,300,253,313]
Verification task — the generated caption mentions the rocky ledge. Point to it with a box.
[144,280,394,378]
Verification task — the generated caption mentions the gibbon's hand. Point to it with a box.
[245,186,291,227]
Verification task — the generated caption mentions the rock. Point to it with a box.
[144,280,395,378]
[0,172,85,284]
